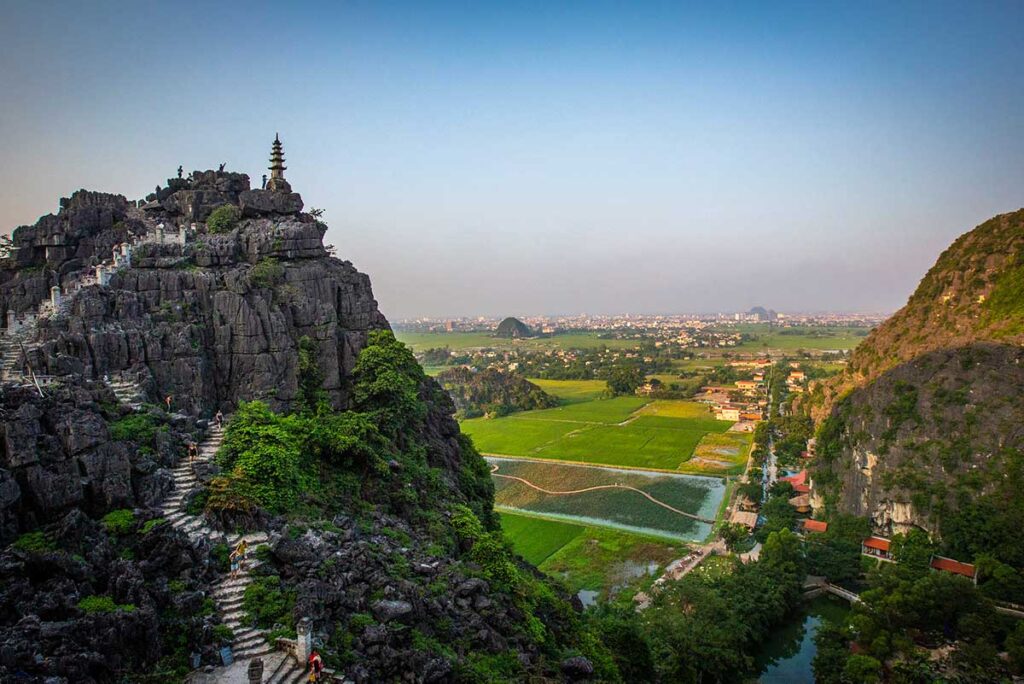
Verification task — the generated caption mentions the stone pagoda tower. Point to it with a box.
[267,133,291,192]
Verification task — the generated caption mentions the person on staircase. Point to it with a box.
[229,548,241,579]
[188,441,199,470]
[307,650,324,682]
[164,395,173,412]
[234,538,248,571]
[215,410,224,429]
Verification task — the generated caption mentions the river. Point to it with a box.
[752,596,850,682]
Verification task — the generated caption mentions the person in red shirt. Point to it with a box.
[307,650,324,682]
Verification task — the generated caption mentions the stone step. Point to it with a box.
[170,515,195,528]
[220,597,245,613]
[221,605,248,620]
[232,641,275,660]
[232,632,267,651]
[180,518,206,534]
[212,584,248,599]
[214,576,253,592]
[230,626,259,642]
[278,663,306,684]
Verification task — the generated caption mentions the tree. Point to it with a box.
[606,366,644,396]
[206,204,239,233]
[843,654,882,683]
[351,330,427,438]
[296,335,327,413]
[719,522,749,551]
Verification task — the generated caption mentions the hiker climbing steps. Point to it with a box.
[157,423,279,671]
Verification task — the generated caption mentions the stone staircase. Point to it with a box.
[106,375,146,409]
[158,425,277,666]
[263,654,309,683]
[0,335,24,382]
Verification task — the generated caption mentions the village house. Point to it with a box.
[715,406,741,421]
[801,519,828,534]
[735,380,760,392]
[861,536,894,562]
[788,493,811,513]
[729,509,759,530]
[930,555,978,583]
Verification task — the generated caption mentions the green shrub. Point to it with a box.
[212,624,234,643]
[11,531,55,553]
[108,414,159,443]
[250,257,284,288]
[349,612,375,630]
[211,543,231,573]
[207,205,240,234]
[141,518,165,534]
[242,575,295,629]
[102,509,137,535]
[78,595,135,613]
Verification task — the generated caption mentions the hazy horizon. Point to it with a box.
[2,1,1022,320]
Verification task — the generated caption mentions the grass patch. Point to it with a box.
[11,531,55,553]
[463,397,737,472]
[539,526,683,597]
[78,595,136,613]
[499,511,584,565]
[528,379,608,404]
[101,509,137,535]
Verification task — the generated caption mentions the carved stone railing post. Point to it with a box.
[296,617,313,664]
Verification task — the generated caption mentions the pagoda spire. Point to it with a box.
[267,133,290,192]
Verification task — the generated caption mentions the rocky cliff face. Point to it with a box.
[0,170,608,683]
[809,208,1024,535]
[2,171,388,415]
[812,343,1024,535]
[809,208,1024,422]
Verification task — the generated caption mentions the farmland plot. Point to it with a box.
[489,457,724,541]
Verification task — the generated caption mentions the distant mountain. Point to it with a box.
[809,208,1024,538]
[494,316,532,338]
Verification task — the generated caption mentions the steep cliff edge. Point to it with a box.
[2,171,388,415]
[809,208,1024,422]
[0,169,613,683]
[809,209,1024,536]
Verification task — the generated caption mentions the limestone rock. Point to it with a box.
[238,189,304,217]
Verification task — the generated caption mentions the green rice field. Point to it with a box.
[718,325,868,352]
[497,512,584,565]
[461,393,736,472]
[527,378,607,403]
[499,512,684,598]
[490,457,724,540]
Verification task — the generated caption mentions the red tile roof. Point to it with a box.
[802,519,828,533]
[930,556,977,579]
[862,536,891,552]
[780,470,807,486]
[793,483,811,494]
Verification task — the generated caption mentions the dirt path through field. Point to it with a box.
[489,463,716,524]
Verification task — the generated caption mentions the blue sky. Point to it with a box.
[1,1,1022,318]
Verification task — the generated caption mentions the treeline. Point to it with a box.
[591,529,806,681]
[436,367,557,418]
[811,527,1024,681]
